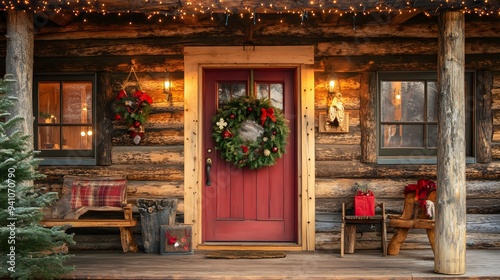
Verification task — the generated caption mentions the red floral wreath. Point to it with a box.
[112,89,153,144]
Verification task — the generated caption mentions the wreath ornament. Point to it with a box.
[212,96,289,169]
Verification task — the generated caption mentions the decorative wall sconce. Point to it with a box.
[164,72,172,102]
[319,76,349,133]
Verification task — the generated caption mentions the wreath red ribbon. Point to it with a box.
[260,108,276,125]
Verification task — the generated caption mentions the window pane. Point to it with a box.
[217,82,246,107]
[427,82,438,121]
[62,126,93,150]
[427,124,438,148]
[38,82,60,124]
[62,82,93,124]
[381,81,424,122]
[256,82,284,110]
[38,126,61,150]
[256,83,269,99]
[382,124,424,148]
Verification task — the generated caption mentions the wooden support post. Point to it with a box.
[435,11,466,275]
[5,10,34,146]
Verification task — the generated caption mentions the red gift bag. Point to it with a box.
[354,190,375,216]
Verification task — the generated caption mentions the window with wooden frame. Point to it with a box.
[377,72,475,164]
[34,73,96,165]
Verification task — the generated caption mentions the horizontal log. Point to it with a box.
[492,89,500,110]
[317,38,500,57]
[27,14,500,41]
[316,161,500,179]
[38,164,184,181]
[493,144,500,159]
[33,56,184,73]
[42,219,137,227]
[111,146,184,165]
[127,180,184,198]
[315,144,360,161]
[315,127,361,145]
[112,127,183,146]
[315,231,500,251]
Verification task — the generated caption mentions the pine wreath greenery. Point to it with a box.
[212,96,289,169]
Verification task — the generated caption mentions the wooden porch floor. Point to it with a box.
[62,249,500,279]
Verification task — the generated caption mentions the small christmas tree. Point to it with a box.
[0,75,75,279]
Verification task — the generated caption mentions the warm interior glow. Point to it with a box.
[87,130,93,136]
[80,131,86,137]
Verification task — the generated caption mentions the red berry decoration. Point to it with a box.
[134,120,141,127]
[222,130,233,139]
[272,131,277,135]
[247,107,253,112]
[272,146,278,153]
[229,114,235,119]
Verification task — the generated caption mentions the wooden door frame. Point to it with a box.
[184,46,315,251]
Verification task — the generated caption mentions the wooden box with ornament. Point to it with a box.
[160,224,193,255]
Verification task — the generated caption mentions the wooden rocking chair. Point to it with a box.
[340,202,387,257]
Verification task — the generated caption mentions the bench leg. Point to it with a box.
[387,227,409,255]
[344,224,356,254]
[426,228,435,253]
[340,223,345,257]
[120,227,138,253]
[381,221,387,256]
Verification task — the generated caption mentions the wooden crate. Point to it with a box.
[160,224,193,255]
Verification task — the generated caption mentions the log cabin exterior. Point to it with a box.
[1,0,500,274]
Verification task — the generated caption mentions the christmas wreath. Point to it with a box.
[112,89,153,144]
[212,96,289,169]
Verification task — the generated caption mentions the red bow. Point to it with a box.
[260,108,277,126]
[168,236,177,245]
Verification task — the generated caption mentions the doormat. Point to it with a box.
[205,250,286,259]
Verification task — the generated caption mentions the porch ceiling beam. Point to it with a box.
[2,0,498,15]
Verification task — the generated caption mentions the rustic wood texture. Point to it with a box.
[360,72,377,163]
[5,10,34,146]
[476,71,493,163]
[435,11,466,275]
[387,191,436,255]
[96,71,113,165]
[60,249,500,279]
[16,6,500,254]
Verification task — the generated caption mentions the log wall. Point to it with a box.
[4,12,498,251]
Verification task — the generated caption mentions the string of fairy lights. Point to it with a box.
[1,0,499,24]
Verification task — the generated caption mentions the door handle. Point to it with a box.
[206,158,212,186]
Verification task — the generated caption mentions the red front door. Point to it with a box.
[202,69,297,242]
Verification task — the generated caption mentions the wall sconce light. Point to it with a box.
[164,72,172,102]
[327,78,341,96]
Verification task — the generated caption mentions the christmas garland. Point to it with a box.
[212,96,289,169]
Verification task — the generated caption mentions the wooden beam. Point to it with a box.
[360,72,376,163]
[435,11,466,275]
[6,10,34,147]
[476,71,493,163]
[390,11,420,25]
[6,0,498,14]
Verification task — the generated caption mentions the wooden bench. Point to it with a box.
[387,190,436,255]
[340,202,387,257]
[41,175,139,253]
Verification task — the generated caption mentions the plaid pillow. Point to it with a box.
[70,179,127,209]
